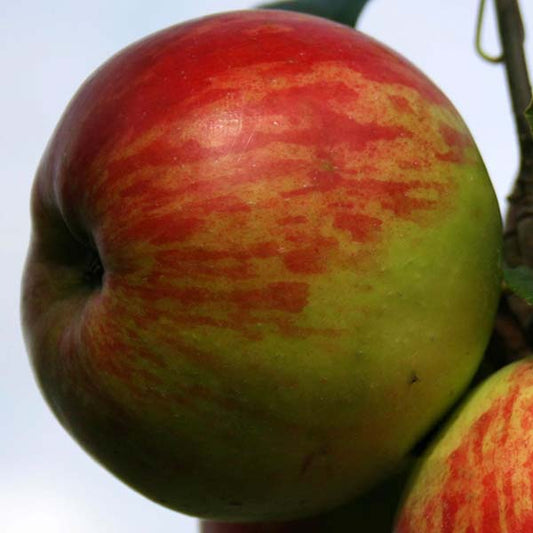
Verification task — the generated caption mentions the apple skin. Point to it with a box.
[394,357,533,533]
[21,9,502,521]
[201,458,413,532]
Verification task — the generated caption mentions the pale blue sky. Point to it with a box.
[2,1,532,531]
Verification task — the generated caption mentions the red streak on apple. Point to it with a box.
[333,213,382,242]
[389,94,415,114]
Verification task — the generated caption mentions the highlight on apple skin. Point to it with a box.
[21,9,502,522]
[394,358,533,533]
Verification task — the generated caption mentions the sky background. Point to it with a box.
[2,0,532,531]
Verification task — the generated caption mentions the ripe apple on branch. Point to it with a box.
[20,0,533,531]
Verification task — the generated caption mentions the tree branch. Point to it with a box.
[488,0,533,363]
[497,0,533,266]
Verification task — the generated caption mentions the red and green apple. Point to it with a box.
[21,9,502,522]
[394,357,533,533]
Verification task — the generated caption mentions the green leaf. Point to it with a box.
[257,0,372,28]
[525,98,533,135]
[503,265,533,305]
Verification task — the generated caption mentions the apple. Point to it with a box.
[21,9,502,521]
[394,357,533,533]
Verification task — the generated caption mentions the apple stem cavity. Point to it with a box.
[83,250,104,289]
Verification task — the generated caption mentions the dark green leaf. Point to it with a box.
[503,265,533,305]
[257,0,372,28]
[525,98,533,135]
